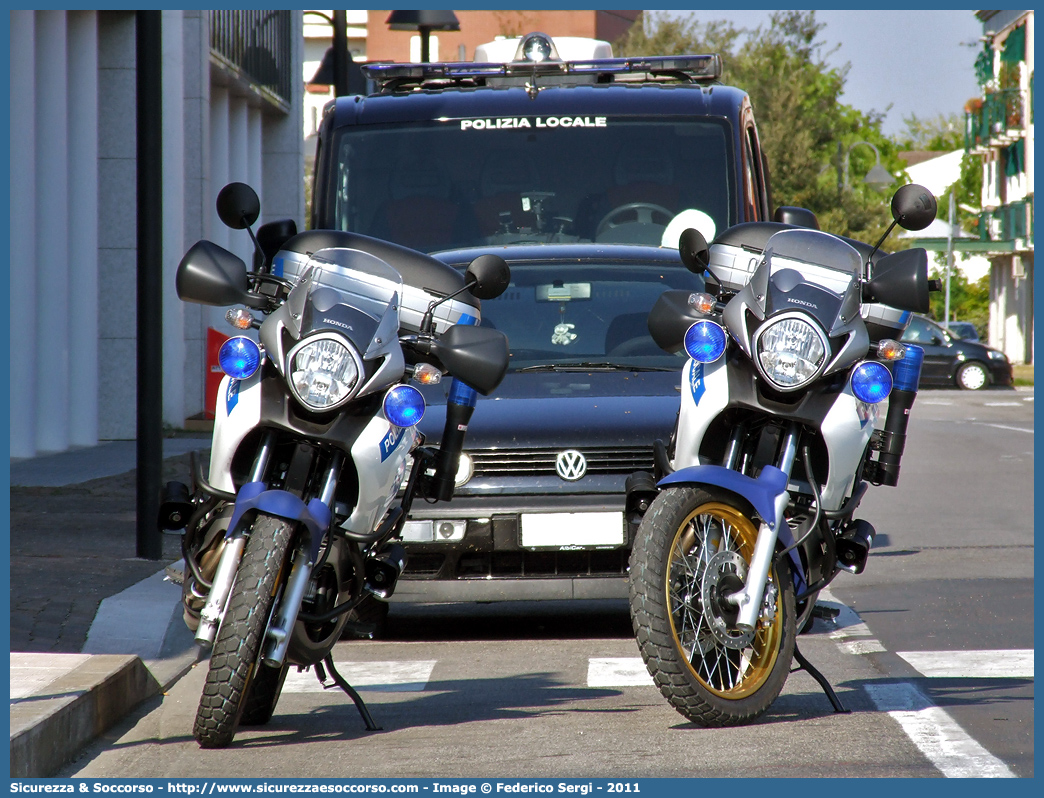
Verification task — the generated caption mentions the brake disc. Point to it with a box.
[700,550,756,649]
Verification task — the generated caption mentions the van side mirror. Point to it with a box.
[773,206,819,230]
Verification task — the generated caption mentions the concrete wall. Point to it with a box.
[9,10,304,457]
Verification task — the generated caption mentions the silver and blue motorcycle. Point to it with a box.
[162,183,510,747]
[629,184,939,725]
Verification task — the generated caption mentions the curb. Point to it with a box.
[10,655,156,778]
[9,570,200,778]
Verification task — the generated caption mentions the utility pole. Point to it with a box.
[136,10,163,560]
[332,10,349,97]
[945,190,955,325]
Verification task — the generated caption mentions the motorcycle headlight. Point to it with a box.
[287,333,364,411]
[755,314,828,391]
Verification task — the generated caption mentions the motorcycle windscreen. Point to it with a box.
[760,229,861,332]
[293,247,405,351]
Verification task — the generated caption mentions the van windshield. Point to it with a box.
[322,117,734,253]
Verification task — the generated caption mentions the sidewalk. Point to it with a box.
[9,437,209,777]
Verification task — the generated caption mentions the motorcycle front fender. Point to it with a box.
[658,463,806,592]
[226,482,332,563]
[658,464,788,529]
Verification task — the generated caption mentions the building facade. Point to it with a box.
[365,9,641,63]
[965,9,1034,364]
[9,10,304,458]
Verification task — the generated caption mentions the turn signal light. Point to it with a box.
[225,308,254,330]
[876,339,906,361]
[412,363,443,385]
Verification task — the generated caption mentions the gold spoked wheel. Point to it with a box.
[629,486,795,726]
[665,501,782,699]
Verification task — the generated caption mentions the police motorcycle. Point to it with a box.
[162,183,510,748]
[628,184,939,726]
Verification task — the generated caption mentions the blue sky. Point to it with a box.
[655,9,984,137]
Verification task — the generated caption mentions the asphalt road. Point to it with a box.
[60,389,1034,779]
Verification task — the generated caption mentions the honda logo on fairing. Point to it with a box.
[323,318,353,331]
[787,298,818,309]
[556,450,587,481]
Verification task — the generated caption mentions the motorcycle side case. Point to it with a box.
[272,230,481,335]
[706,241,762,293]
[861,302,911,342]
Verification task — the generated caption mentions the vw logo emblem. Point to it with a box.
[556,449,587,481]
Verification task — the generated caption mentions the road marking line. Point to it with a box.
[863,682,1016,777]
[897,650,1034,679]
[587,657,654,687]
[919,400,953,405]
[984,401,1022,406]
[281,660,436,693]
[838,639,886,655]
[974,422,1033,434]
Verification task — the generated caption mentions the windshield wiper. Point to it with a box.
[514,361,677,373]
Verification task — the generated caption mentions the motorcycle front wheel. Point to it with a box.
[629,486,795,726]
[193,512,293,748]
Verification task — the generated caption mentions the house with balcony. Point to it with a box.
[9,10,304,458]
[964,9,1034,365]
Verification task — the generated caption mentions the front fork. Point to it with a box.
[195,432,345,655]
[724,422,800,632]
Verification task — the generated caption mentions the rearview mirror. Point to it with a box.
[464,254,511,300]
[678,228,710,273]
[891,184,937,231]
[216,182,261,230]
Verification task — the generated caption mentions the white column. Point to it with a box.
[207,86,230,332]
[227,98,253,270]
[9,11,37,458]
[34,11,70,453]
[162,10,186,427]
[67,11,99,447]
[248,107,263,219]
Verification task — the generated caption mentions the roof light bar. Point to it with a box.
[362,54,723,91]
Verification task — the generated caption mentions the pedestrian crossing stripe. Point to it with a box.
[897,650,1034,679]
[587,658,654,687]
[275,650,1035,695]
[281,661,436,694]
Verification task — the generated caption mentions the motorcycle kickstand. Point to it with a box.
[792,644,850,714]
[314,657,383,731]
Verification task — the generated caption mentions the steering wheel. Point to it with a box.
[595,202,673,239]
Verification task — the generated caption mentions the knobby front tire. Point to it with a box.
[193,513,293,747]
[629,486,796,726]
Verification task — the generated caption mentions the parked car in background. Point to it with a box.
[397,244,703,603]
[901,314,1012,390]
[942,320,981,341]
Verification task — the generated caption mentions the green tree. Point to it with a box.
[928,267,989,334]
[896,112,964,151]
[615,11,903,245]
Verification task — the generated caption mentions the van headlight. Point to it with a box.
[755,314,828,391]
[287,333,364,411]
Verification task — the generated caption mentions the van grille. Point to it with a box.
[468,446,654,477]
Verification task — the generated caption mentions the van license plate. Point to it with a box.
[519,512,625,548]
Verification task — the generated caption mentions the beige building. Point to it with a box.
[965,9,1034,364]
